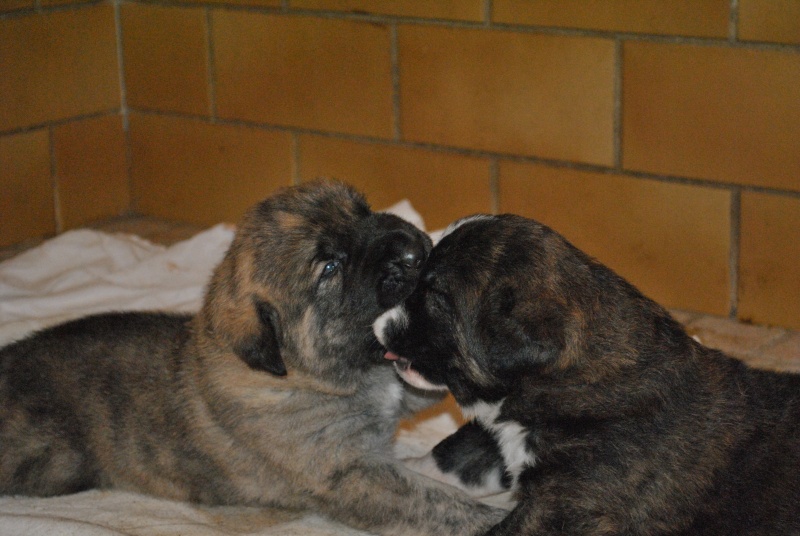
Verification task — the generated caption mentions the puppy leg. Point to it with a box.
[405,420,511,498]
[0,410,98,496]
[483,469,669,536]
[482,502,537,536]
[316,457,506,536]
[482,499,603,536]
[400,383,447,414]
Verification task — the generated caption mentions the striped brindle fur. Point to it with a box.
[377,213,800,536]
[0,181,505,536]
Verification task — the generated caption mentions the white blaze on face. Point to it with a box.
[436,215,496,245]
[372,305,408,347]
[373,305,448,392]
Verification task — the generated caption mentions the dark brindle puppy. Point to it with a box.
[0,181,504,535]
[376,214,800,536]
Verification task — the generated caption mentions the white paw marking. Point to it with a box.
[462,399,535,483]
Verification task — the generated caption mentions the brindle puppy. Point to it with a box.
[376,214,800,536]
[0,181,504,536]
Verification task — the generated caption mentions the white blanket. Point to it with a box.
[0,202,491,536]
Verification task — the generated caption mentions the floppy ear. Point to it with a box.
[481,285,564,376]
[235,299,287,376]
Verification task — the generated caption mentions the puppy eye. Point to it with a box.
[321,260,340,278]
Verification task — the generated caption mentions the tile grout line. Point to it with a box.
[728,0,740,43]
[729,188,741,319]
[113,0,129,133]
[0,0,98,18]
[205,7,218,122]
[113,0,135,215]
[390,23,402,141]
[48,126,63,234]
[291,132,301,186]
[0,110,119,138]
[489,158,500,214]
[613,38,623,170]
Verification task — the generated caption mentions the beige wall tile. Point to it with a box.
[493,0,729,38]
[739,0,800,45]
[40,0,87,6]
[0,5,120,132]
[739,193,800,330]
[122,4,209,115]
[291,0,484,21]
[171,0,279,5]
[399,27,615,166]
[299,136,491,230]
[0,0,33,12]
[129,114,293,225]
[623,42,800,191]
[499,163,731,315]
[0,130,55,246]
[53,115,129,230]
[214,12,393,138]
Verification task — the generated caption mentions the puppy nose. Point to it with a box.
[400,249,423,269]
[378,232,429,309]
[392,241,426,272]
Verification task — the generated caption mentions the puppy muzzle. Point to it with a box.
[384,350,448,392]
[374,227,428,308]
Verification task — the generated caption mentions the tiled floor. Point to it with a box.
[2,216,798,372]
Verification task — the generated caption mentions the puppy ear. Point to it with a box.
[235,299,287,376]
[482,285,564,376]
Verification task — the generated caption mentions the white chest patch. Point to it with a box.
[381,379,404,419]
[463,399,535,482]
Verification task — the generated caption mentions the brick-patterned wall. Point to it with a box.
[1,3,127,241]
[1,0,799,329]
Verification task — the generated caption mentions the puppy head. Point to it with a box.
[197,179,432,387]
[375,214,658,406]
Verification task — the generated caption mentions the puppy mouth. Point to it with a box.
[384,351,411,370]
[384,351,448,392]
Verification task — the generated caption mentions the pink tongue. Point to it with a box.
[384,351,400,361]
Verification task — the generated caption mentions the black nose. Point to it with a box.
[397,244,424,270]
[378,232,429,309]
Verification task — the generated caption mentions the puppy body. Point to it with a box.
[0,182,504,536]
[378,214,800,535]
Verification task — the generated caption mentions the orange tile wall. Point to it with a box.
[1,0,799,329]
